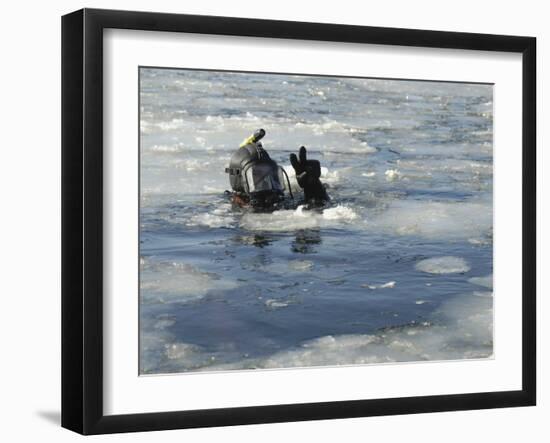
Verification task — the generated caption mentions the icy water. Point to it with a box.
[139,68,493,374]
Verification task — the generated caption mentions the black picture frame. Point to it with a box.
[61,8,536,435]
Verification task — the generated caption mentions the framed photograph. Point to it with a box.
[61,8,536,435]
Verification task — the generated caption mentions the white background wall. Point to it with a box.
[0,0,546,441]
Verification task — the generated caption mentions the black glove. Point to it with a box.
[289,146,329,205]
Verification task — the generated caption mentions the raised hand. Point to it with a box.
[289,146,329,205]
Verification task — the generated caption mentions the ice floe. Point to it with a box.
[415,256,471,274]
[361,281,396,289]
[240,205,359,232]
[468,274,493,289]
[369,199,492,240]
[140,259,238,303]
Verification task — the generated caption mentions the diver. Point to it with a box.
[225,129,329,210]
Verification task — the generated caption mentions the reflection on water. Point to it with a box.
[292,229,322,254]
[232,234,273,248]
